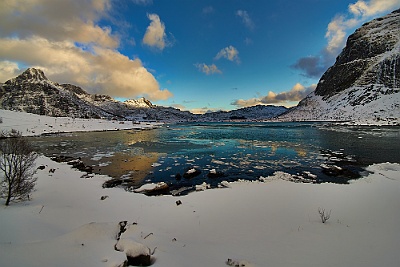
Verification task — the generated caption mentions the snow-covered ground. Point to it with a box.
[0,109,161,136]
[1,109,400,267]
[277,85,400,126]
[1,156,399,267]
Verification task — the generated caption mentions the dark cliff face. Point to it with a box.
[315,9,400,98]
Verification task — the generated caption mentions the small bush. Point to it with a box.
[318,207,331,223]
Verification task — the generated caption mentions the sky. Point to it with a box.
[1,0,399,114]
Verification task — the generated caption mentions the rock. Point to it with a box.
[103,178,123,188]
[51,155,75,163]
[37,165,46,170]
[183,167,201,179]
[207,168,225,178]
[196,182,210,191]
[115,238,152,266]
[320,164,359,178]
[176,200,182,206]
[80,173,94,179]
[134,182,170,196]
[218,181,231,188]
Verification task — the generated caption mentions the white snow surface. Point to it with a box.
[1,109,400,267]
[0,109,161,136]
[279,85,400,125]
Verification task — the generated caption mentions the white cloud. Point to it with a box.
[349,0,399,17]
[194,63,222,75]
[293,0,400,78]
[0,37,173,100]
[232,83,317,108]
[215,46,240,63]
[0,61,20,83]
[142,13,168,50]
[0,0,172,101]
[325,0,399,56]
[236,10,255,30]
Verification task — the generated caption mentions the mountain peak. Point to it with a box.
[124,97,154,108]
[18,68,49,82]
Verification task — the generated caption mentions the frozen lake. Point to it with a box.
[29,122,400,193]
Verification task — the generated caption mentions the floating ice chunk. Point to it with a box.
[99,161,111,167]
[186,168,197,174]
[151,162,162,167]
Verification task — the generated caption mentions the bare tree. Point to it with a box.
[0,131,38,206]
[318,207,331,223]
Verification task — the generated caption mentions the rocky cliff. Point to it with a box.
[280,9,400,124]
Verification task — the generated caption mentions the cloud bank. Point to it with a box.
[292,0,399,78]
[232,83,316,108]
[0,0,172,101]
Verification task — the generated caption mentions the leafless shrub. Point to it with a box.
[0,131,38,205]
[318,207,331,223]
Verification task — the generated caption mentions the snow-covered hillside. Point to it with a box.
[280,9,400,125]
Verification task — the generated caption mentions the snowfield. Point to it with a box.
[1,109,400,267]
[0,109,161,136]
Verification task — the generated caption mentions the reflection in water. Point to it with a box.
[90,152,162,186]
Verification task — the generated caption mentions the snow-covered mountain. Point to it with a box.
[279,9,400,125]
[0,68,195,121]
[0,68,287,122]
[201,105,288,121]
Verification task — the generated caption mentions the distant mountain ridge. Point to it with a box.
[279,9,400,124]
[0,68,287,121]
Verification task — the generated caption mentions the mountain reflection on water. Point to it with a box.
[29,122,400,192]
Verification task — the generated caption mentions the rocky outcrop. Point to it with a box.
[280,9,400,124]
[315,9,400,98]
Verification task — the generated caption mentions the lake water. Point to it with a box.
[29,122,400,193]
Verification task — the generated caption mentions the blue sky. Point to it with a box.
[1,0,399,113]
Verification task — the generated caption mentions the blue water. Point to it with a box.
[30,122,400,192]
